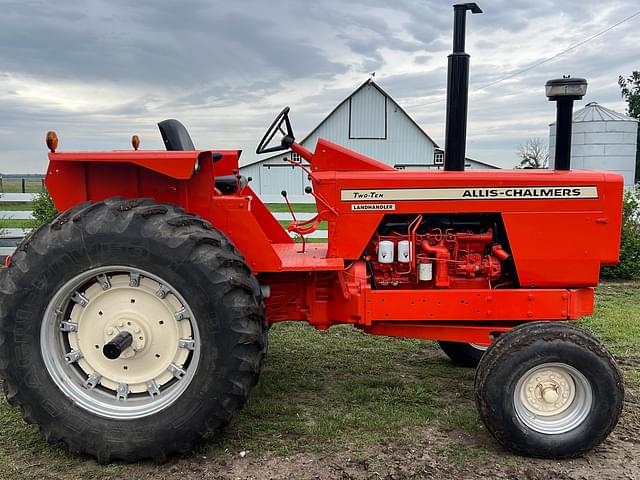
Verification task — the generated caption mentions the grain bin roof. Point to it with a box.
[550,102,638,126]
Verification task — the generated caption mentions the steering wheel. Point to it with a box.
[256,106,295,154]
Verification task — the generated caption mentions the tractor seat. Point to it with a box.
[215,175,248,194]
[158,119,247,194]
[157,119,196,151]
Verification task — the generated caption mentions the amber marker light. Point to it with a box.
[46,131,58,152]
[132,135,140,151]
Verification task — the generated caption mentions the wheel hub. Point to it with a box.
[67,273,192,393]
[103,317,147,359]
[513,362,593,435]
[519,366,575,417]
[42,267,201,419]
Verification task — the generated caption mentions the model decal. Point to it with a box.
[341,186,599,201]
[351,203,396,211]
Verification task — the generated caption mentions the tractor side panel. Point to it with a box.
[502,212,602,287]
[46,159,88,211]
[311,168,623,289]
[208,196,283,271]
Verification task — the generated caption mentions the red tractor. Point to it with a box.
[0,3,625,463]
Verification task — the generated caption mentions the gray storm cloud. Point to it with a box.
[0,0,638,173]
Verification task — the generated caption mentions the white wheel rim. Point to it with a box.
[514,363,593,434]
[41,266,201,420]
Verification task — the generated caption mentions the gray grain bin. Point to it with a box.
[549,102,638,187]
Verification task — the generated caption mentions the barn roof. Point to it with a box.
[242,78,439,167]
[466,157,500,169]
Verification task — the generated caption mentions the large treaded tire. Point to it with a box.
[0,198,268,463]
[474,322,623,459]
[438,341,486,367]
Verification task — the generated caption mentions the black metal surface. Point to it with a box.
[554,99,574,170]
[545,77,587,171]
[103,331,134,360]
[256,106,295,154]
[444,3,483,172]
[215,175,248,194]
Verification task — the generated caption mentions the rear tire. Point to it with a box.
[475,322,623,458]
[0,198,268,463]
[438,341,487,367]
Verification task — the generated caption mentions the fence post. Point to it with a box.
[41,178,45,191]
[0,177,3,193]
[21,179,26,193]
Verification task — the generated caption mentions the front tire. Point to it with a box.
[474,322,623,458]
[0,198,268,463]
[438,341,487,367]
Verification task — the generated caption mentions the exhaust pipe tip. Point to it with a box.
[443,3,483,172]
[546,76,588,171]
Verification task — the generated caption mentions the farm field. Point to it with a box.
[0,178,44,193]
[0,282,638,480]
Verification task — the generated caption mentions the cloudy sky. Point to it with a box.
[1,0,639,173]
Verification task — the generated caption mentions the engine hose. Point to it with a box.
[363,250,377,290]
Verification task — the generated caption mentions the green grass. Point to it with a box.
[0,256,636,475]
[0,219,32,229]
[0,179,43,194]
[0,202,35,211]
[265,203,317,213]
[215,282,640,457]
[579,282,640,357]
[0,204,34,231]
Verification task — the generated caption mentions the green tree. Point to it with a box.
[30,189,58,230]
[602,190,640,280]
[516,137,548,169]
[618,71,640,183]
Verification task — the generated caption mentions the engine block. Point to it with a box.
[368,214,514,289]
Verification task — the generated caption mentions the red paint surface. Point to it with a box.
[45,137,623,342]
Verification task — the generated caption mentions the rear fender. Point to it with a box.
[45,150,240,220]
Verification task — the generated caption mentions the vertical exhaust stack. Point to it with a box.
[545,77,588,170]
[443,3,483,172]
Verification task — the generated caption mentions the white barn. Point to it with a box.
[241,79,497,202]
[549,102,638,188]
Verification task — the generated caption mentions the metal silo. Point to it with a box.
[549,102,638,187]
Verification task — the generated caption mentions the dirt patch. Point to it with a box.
[128,425,639,480]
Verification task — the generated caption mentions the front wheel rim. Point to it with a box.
[513,362,593,434]
[41,266,201,420]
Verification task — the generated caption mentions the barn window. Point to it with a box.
[434,151,444,165]
[349,86,387,139]
[290,152,301,162]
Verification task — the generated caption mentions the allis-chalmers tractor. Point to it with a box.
[0,3,626,464]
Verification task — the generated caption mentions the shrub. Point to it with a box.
[601,190,640,280]
[30,189,58,230]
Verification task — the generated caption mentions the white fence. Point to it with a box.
[0,197,326,259]
[0,193,36,257]
[0,193,38,202]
